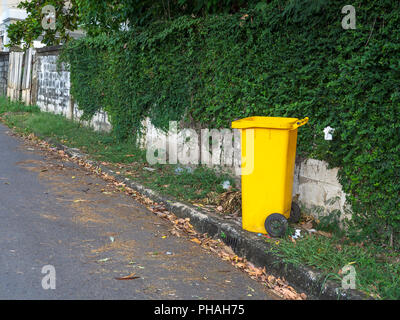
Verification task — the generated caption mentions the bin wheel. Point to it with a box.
[288,202,301,224]
[264,214,288,238]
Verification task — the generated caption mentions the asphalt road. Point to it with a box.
[0,123,276,300]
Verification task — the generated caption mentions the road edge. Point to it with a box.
[38,135,371,300]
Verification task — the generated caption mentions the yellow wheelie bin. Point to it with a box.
[232,116,309,237]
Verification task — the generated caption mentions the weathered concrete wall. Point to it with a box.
[293,159,349,220]
[34,46,72,117]
[21,48,33,105]
[33,46,111,132]
[143,119,349,219]
[7,49,24,100]
[73,107,112,132]
[0,52,9,96]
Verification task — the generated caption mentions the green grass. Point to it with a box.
[269,233,400,300]
[136,165,235,201]
[0,96,40,114]
[0,97,236,204]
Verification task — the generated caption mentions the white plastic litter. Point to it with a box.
[175,167,184,174]
[292,229,302,239]
[323,126,335,141]
[221,180,231,190]
[174,166,193,175]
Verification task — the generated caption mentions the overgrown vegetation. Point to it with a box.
[7,0,80,48]
[59,0,400,248]
[0,97,40,113]
[7,0,258,47]
[270,233,400,300]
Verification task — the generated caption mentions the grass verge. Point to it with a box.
[0,97,236,205]
[266,226,400,299]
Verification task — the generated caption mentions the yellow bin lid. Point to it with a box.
[232,116,309,130]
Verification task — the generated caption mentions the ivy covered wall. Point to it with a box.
[60,0,400,246]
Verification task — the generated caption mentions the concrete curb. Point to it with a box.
[47,137,370,300]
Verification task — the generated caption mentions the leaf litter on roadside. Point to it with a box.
[19,131,307,300]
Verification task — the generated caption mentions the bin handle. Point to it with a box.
[293,117,309,129]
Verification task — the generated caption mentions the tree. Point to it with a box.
[78,0,254,34]
[7,0,256,47]
[7,0,80,48]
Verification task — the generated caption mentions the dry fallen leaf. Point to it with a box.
[115,273,140,280]
[190,238,202,245]
[301,221,313,230]
[317,230,332,238]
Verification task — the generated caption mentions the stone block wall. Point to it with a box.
[34,46,72,117]
[33,46,111,132]
[0,52,9,96]
[143,119,349,219]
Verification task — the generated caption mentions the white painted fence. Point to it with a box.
[7,50,24,101]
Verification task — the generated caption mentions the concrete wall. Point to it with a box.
[293,158,349,219]
[34,46,72,117]
[0,52,9,96]
[33,46,111,132]
[143,119,349,219]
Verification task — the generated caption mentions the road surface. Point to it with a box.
[0,123,276,300]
